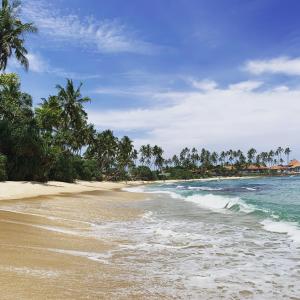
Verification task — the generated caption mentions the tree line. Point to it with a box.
[0,74,292,183]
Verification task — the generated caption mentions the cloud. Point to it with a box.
[245,56,300,76]
[9,52,99,80]
[88,81,300,156]
[189,79,218,91]
[228,80,263,91]
[22,0,159,55]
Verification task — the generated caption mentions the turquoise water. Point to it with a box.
[143,176,300,241]
[117,176,300,298]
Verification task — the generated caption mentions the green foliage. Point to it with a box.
[0,153,7,181]
[73,157,102,181]
[167,167,195,180]
[48,153,76,183]
[0,0,37,71]
[0,73,48,181]
[131,166,157,181]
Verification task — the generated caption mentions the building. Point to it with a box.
[288,160,300,173]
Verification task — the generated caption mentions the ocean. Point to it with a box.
[111,176,300,299]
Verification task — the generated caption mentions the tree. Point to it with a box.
[152,145,164,171]
[85,130,118,176]
[191,147,199,168]
[275,147,283,164]
[268,150,274,166]
[247,148,257,164]
[117,136,135,176]
[284,147,291,165]
[139,144,152,168]
[0,73,47,180]
[0,0,37,71]
[172,155,180,167]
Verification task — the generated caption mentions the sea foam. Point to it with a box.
[184,193,253,213]
[261,219,300,243]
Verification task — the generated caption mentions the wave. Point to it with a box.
[124,186,183,199]
[122,186,147,193]
[184,193,254,213]
[243,187,257,191]
[177,186,223,191]
[261,219,300,243]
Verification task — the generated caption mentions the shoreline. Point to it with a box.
[0,176,298,298]
[0,176,259,201]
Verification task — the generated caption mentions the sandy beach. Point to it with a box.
[0,176,261,299]
[0,181,151,299]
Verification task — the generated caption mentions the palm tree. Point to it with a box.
[56,79,91,153]
[268,150,274,166]
[172,155,180,167]
[85,130,118,175]
[247,148,257,164]
[117,136,134,174]
[0,0,37,71]
[210,151,218,166]
[191,147,199,168]
[284,147,291,165]
[219,151,226,166]
[152,145,164,171]
[275,147,283,164]
[139,144,152,168]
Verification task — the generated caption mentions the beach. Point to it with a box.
[0,181,149,299]
[0,177,299,299]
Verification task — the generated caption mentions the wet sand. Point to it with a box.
[0,183,151,299]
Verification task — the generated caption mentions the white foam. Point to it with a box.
[49,248,112,263]
[187,186,223,191]
[244,187,256,191]
[122,186,146,193]
[261,219,300,243]
[124,185,183,199]
[146,190,183,199]
[184,194,253,213]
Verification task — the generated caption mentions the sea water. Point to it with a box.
[96,176,300,299]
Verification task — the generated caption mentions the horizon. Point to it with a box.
[7,0,300,157]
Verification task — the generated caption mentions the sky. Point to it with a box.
[8,0,300,158]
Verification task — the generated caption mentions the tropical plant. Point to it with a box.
[284,147,291,164]
[0,0,37,71]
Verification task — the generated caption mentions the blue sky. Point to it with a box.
[9,0,300,157]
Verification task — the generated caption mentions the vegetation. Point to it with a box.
[0,0,37,71]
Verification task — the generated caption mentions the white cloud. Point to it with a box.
[190,79,218,91]
[9,52,99,80]
[245,56,300,76]
[26,53,48,73]
[228,80,263,91]
[88,82,300,156]
[22,0,159,55]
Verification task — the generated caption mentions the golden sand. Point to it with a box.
[0,182,152,299]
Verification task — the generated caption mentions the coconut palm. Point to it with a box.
[284,147,291,165]
[0,0,37,71]
[247,148,257,164]
[152,145,164,171]
[117,136,134,173]
[172,155,180,167]
[55,79,91,153]
[139,144,152,168]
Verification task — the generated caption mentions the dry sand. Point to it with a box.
[0,181,151,299]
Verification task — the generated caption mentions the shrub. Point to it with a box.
[73,157,102,181]
[49,153,76,183]
[131,166,157,181]
[0,153,7,181]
